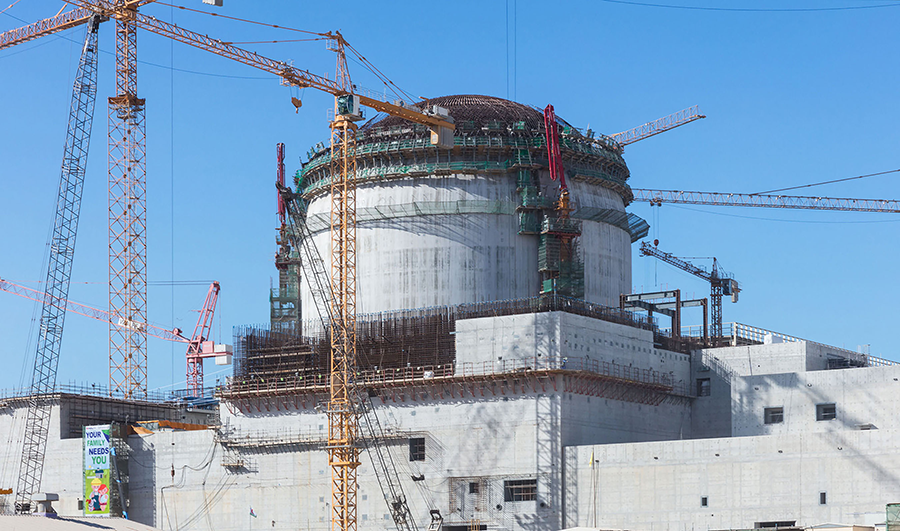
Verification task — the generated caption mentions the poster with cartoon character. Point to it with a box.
[84,470,110,516]
[83,424,112,517]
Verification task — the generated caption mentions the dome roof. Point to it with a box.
[364,94,573,133]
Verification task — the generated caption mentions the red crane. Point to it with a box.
[185,281,225,397]
[0,278,226,395]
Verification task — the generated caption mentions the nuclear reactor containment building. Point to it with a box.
[295,95,648,316]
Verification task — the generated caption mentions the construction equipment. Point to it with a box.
[0,277,227,393]
[272,143,302,332]
[610,105,705,147]
[185,281,227,397]
[0,0,164,400]
[621,290,709,344]
[540,105,583,297]
[277,181,427,531]
[544,104,570,215]
[3,4,454,529]
[639,241,739,346]
[632,188,900,213]
[10,16,101,513]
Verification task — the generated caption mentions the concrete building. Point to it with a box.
[1,95,898,531]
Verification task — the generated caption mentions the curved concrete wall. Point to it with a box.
[301,170,632,316]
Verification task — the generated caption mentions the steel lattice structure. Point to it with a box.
[610,105,705,146]
[632,188,900,213]
[108,6,148,399]
[639,241,737,345]
[2,5,452,529]
[14,16,101,513]
[185,282,221,396]
[328,112,361,531]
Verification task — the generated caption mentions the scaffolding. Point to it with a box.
[223,294,699,411]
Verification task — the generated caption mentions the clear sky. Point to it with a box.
[1,0,898,394]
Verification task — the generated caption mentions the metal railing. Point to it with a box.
[0,381,209,403]
[675,322,900,368]
[224,354,690,397]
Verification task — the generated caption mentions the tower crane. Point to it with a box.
[1,0,165,401]
[9,15,100,513]
[639,241,739,346]
[3,6,453,530]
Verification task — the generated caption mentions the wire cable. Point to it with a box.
[156,2,329,37]
[752,168,900,195]
[599,0,900,12]
[0,0,21,16]
[666,203,900,224]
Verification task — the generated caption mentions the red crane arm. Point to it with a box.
[543,104,567,190]
[0,277,187,343]
[187,281,220,356]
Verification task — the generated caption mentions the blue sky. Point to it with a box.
[1,0,898,393]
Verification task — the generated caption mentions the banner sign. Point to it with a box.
[84,469,111,516]
[83,425,111,517]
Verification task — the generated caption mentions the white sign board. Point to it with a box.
[83,424,111,470]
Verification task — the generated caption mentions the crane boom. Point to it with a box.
[63,0,453,133]
[0,278,187,343]
[0,8,94,50]
[278,183,424,531]
[632,188,900,213]
[12,16,100,513]
[0,1,160,49]
[611,105,705,146]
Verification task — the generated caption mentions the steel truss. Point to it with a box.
[15,16,100,513]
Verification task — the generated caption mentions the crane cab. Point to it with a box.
[335,94,364,121]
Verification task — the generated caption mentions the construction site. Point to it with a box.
[1,2,900,531]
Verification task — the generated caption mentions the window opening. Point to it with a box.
[409,437,425,461]
[764,407,784,425]
[816,403,836,421]
[697,378,711,397]
[503,479,537,502]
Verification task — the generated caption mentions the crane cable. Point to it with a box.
[155,2,328,37]
[752,168,900,195]
[156,2,418,104]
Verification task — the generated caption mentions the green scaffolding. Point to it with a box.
[888,504,900,531]
[518,211,542,235]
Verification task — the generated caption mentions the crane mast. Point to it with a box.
[327,34,362,531]
[107,0,149,400]
[14,17,101,512]
[3,5,452,528]
[639,241,738,346]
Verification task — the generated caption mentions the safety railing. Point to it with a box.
[0,381,187,403]
[224,354,689,397]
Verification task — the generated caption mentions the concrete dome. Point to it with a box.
[297,95,646,318]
